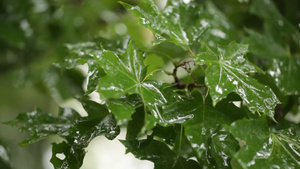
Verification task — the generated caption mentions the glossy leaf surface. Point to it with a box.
[57,37,130,94]
[121,0,209,50]
[230,116,300,169]
[249,0,300,46]
[6,101,120,147]
[6,100,120,168]
[106,94,143,123]
[244,29,300,95]
[70,99,120,144]
[201,1,237,47]
[243,29,289,59]
[4,0,300,168]
[0,143,11,169]
[196,42,279,118]
[5,108,80,147]
[163,90,238,168]
[121,138,201,169]
[96,41,178,125]
[50,141,85,169]
[126,106,145,140]
[183,103,237,168]
[268,58,300,95]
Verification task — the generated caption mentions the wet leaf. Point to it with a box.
[183,103,236,168]
[196,42,279,118]
[5,108,80,147]
[85,63,106,94]
[164,89,238,168]
[268,58,300,95]
[243,29,300,95]
[126,106,145,140]
[121,0,209,50]
[96,41,179,125]
[152,125,177,146]
[68,100,120,146]
[43,68,85,102]
[229,116,300,169]
[59,42,100,69]
[161,89,203,124]
[249,0,300,46]
[57,36,130,94]
[0,143,12,169]
[202,1,237,47]
[106,94,143,123]
[243,29,289,59]
[6,100,120,147]
[59,36,130,69]
[121,138,201,169]
[50,141,85,169]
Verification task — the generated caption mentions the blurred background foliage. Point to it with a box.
[0,0,299,169]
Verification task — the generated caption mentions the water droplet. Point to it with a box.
[237,0,249,3]
[20,19,33,37]
[32,0,48,13]
[141,18,150,25]
[211,29,227,39]
[0,146,9,162]
[73,17,84,27]
[277,20,284,27]
[183,0,191,4]
[215,85,223,94]
[233,80,238,85]
[56,153,66,160]
[115,23,127,35]
[54,8,63,19]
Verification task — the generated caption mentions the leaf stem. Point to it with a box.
[188,47,205,72]
[188,48,196,57]
[177,124,183,156]
[257,111,262,116]
[142,69,162,82]
[204,87,210,104]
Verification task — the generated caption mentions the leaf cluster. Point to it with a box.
[5,0,300,169]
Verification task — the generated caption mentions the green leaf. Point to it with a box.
[160,89,203,124]
[152,125,177,146]
[243,29,289,59]
[183,103,236,168]
[121,138,201,169]
[59,36,130,69]
[0,142,12,169]
[43,68,85,102]
[165,89,238,168]
[196,42,279,118]
[70,99,120,144]
[6,100,120,168]
[126,106,145,140]
[5,108,80,147]
[96,41,147,98]
[85,63,106,94]
[6,100,120,147]
[106,94,143,123]
[50,141,85,169]
[268,58,300,95]
[96,41,179,125]
[243,29,300,95]
[121,0,209,50]
[210,129,238,168]
[202,1,237,47]
[57,36,130,94]
[249,0,300,46]
[229,116,300,169]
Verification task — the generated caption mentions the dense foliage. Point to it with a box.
[3,0,300,168]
